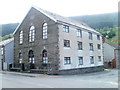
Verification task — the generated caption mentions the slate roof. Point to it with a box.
[33,6,99,34]
[13,6,100,35]
[0,38,14,46]
[104,42,120,50]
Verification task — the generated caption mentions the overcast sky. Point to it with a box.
[0,0,119,24]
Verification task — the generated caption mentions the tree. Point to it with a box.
[2,34,13,40]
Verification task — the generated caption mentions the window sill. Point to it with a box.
[43,38,48,40]
[90,64,95,66]
[90,50,94,52]
[29,41,35,43]
[64,64,71,65]
[77,36,82,38]
[98,61,102,64]
[64,47,71,49]
[78,49,83,50]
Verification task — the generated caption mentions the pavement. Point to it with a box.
[0,69,113,77]
[0,71,42,77]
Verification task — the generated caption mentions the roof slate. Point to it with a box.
[13,6,100,35]
[0,38,14,46]
[33,6,99,34]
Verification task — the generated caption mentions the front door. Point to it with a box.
[21,63,25,71]
[30,63,35,69]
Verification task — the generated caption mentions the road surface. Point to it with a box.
[0,69,118,88]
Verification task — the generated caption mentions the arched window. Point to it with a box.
[18,52,22,63]
[28,50,34,63]
[42,23,48,39]
[19,31,23,44]
[42,50,48,63]
[29,26,35,42]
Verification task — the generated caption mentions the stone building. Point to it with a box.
[13,6,104,74]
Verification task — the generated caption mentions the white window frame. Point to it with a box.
[89,32,92,40]
[64,40,70,47]
[19,31,23,44]
[90,56,94,64]
[97,44,101,49]
[78,57,83,65]
[97,35,100,40]
[43,23,48,39]
[63,25,69,33]
[18,51,22,63]
[89,43,94,51]
[98,56,101,62]
[77,29,82,38]
[78,41,83,50]
[1,48,3,55]
[29,26,35,42]
[64,57,71,65]
[28,50,34,64]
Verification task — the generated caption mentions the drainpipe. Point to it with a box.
[114,49,116,60]
[114,49,117,68]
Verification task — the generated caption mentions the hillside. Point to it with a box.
[70,12,118,44]
[0,12,118,44]
[1,23,19,37]
[70,12,118,29]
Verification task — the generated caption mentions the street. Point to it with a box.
[0,69,118,88]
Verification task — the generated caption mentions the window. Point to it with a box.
[97,44,101,49]
[64,40,70,47]
[89,32,92,40]
[97,35,100,40]
[63,25,69,33]
[98,56,101,62]
[78,41,83,50]
[78,57,83,65]
[1,48,3,55]
[28,50,34,63]
[77,29,82,38]
[64,57,71,64]
[90,56,94,64]
[19,31,23,44]
[43,23,48,39]
[42,50,48,64]
[29,26,35,42]
[89,43,94,51]
[18,52,22,63]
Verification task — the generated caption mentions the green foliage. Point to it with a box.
[97,27,118,44]
[97,27,117,39]
[107,31,116,38]
[70,12,118,29]
[2,34,13,40]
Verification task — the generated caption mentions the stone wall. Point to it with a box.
[58,65,104,75]
[14,7,60,74]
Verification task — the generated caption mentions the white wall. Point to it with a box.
[58,24,103,70]
[103,43,115,62]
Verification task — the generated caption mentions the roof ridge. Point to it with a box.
[0,38,14,46]
[32,6,99,34]
[13,5,101,35]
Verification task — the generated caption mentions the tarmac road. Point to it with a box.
[0,69,118,88]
